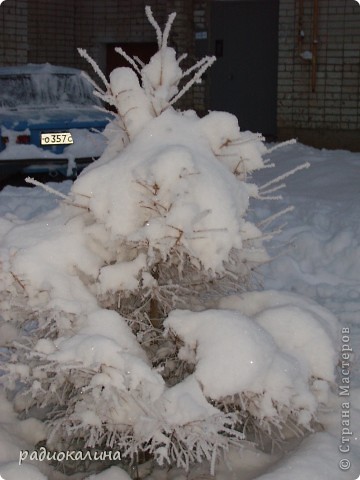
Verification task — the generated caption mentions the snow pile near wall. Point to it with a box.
[253,143,360,326]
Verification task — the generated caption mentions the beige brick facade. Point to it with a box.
[0,0,359,149]
[277,0,360,149]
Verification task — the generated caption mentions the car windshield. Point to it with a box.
[0,73,100,109]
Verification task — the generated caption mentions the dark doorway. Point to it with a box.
[106,42,158,77]
[209,1,279,138]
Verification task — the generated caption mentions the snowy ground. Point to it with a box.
[0,141,359,480]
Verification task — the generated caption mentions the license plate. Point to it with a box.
[41,132,73,145]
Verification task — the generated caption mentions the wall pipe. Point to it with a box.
[311,0,319,92]
[297,0,305,56]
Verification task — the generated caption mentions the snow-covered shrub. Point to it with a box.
[0,6,337,477]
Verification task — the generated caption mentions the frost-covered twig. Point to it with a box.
[177,53,187,65]
[93,90,118,109]
[259,162,310,191]
[266,138,297,154]
[133,56,145,68]
[145,6,162,48]
[260,182,286,196]
[78,48,110,90]
[25,177,69,200]
[182,55,213,79]
[115,46,142,75]
[256,194,283,201]
[80,70,106,96]
[257,206,295,229]
[25,177,89,210]
[169,56,216,107]
[162,12,177,49]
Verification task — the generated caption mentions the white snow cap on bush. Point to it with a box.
[164,307,324,427]
[142,47,182,114]
[219,290,339,384]
[72,108,265,275]
[109,67,154,139]
[160,374,221,425]
[198,112,267,174]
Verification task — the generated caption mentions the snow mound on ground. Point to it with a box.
[0,462,47,480]
[252,142,360,325]
[85,466,132,480]
[255,432,359,480]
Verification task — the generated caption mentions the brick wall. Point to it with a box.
[277,0,360,149]
[1,0,359,149]
[25,0,197,110]
[27,0,77,66]
[193,0,209,114]
[73,0,168,74]
[0,0,28,65]
[23,0,167,71]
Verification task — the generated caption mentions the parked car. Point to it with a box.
[0,63,112,181]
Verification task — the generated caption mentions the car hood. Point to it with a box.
[0,106,112,131]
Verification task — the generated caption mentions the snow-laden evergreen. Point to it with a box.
[0,7,338,477]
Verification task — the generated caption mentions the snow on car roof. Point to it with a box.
[0,63,84,76]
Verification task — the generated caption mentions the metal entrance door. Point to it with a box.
[209,0,279,138]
